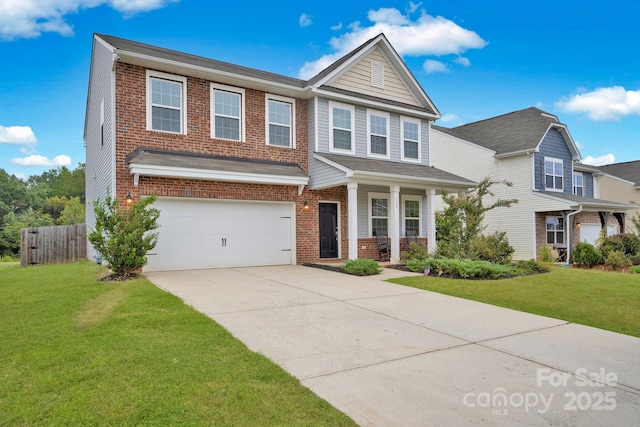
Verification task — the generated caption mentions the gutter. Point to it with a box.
[565,204,583,265]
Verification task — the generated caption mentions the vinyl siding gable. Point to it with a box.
[534,128,573,193]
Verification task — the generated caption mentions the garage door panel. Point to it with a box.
[145,198,294,272]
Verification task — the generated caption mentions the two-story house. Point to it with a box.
[84,33,474,271]
[431,107,633,262]
[598,160,640,233]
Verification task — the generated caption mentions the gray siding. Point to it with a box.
[534,128,573,193]
[421,120,430,166]
[584,172,594,198]
[85,37,116,259]
[308,157,347,189]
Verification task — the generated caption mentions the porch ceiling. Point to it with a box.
[314,152,476,190]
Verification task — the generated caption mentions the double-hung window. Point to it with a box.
[573,172,584,196]
[266,95,295,148]
[367,110,390,158]
[402,195,422,236]
[546,216,565,245]
[146,70,187,134]
[369,193,389,237]
[211,84,244,142]
[329,102,354,153]
[544,157,564,191]
[401,117,421,162]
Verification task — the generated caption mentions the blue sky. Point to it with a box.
[1,0,639,179]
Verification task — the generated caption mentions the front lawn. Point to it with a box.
[0,261,355,426]
[389,264,640,338]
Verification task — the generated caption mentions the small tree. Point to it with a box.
[88,194,160,279]
[436,177,518,260]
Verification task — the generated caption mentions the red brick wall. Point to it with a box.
[113,62,323,264]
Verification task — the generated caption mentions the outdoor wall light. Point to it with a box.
[126,192,133,204]
[303,200,309,210]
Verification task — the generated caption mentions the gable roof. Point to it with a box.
[436,107,579,158]
[598,160,640,187]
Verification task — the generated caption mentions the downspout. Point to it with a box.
[565,204,583,265]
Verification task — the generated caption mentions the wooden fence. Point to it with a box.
[20,224,87,267]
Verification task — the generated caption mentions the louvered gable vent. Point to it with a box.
[371,61,384,88]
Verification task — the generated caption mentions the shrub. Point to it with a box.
[471,231,515,265]
[88,194,160,279]
[600,234,640,259]
[604,250,632,271]
[406,257,532,279]
[1,255,16,262]
[401,242,429,262]
[572,242,602,268]
[629,265,640,274]
[342,259,381,276]
[515,259,546,274]
[630,253,640,266]
[539,245,552,262]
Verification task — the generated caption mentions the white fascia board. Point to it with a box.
[535,123,581,160]
[128,163,309,187]
[115,50,309,99]
[494,148,537,159]
[311,87,439,120]
[312,36,383,87]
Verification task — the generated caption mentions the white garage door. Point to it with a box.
[579,224,618,246]
[145,198,294,272]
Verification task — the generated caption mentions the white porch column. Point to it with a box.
[389,185,400,263]
[426,188,436,254]
[347,182,358,259]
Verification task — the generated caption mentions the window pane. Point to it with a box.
[555,176,563,189]
[215,116,240,140]
[215,91,240,117]
[404,140,418,159]
[545,161,553,175]
[371,198,388,217]
[152,106,181,133]
[152,79,181,108]
[576,187,583,196]
[370,115,386,135]
[333,129,351,150]
[269,124,290,147]
[372,219,388,236]
[556,232,564,244]
[547,231,555,244]
[554,162,563,175]
[371,135,387,155]
[406,219,419,235]
[404,121,419,140]
[269,100,291,126]
[405,200,419,218]
[556,218,564,230]
[333,107,351,129]
[545,175,554,188]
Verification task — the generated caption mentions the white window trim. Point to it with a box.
[146,70,188,135]
[400,116,421,163]
[368,192,389,238]
[544,156,564,192]
[329,101,355,154]
[210,83,245,142]
[265,93,296,148]
[401,195,422,237]
[366,109,390,159]
[573,171,584,196]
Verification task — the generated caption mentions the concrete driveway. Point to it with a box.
[147,266,640,426]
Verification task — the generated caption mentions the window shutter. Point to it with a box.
[371,62,384,88]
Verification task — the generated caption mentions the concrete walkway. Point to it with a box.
[147,265,640,426]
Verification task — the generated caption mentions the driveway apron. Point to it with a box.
[147,266,640,426]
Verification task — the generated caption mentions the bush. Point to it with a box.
[629,265,640,274]
[539,245,552,262]
[572,242,602,268]
[630,253,640,266]
[401,242,429,262]
[1,255,16,262]
[515,259,546,274]
[342,259,381,276]
[604,250,632,271]
[471,231,515,265]
[406,257,534,279]
[600,234,640,259]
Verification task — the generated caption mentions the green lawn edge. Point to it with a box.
[389,264,640,338]
[0,261,355,426]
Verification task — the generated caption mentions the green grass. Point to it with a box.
[389,264,640,338]
[0,261,355,426]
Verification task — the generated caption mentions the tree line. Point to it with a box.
[0,164,85,258]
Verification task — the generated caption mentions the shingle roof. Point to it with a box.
[97,34,307,88]
[536,191,634,210]
[127,147,308,178]
[315,153,475,187]
[319,85,436,115]
[598,160,640,186]
[436,107,562,155]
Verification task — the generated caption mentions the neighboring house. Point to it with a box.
[598,160,640,233]
[431,107,633,262]
[84,33,474,271]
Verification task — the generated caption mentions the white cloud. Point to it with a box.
[406,1,423,14]
[423,59,449,74]
[556,86,640,121]
[438,114,460,123]
[454,56,471,67]
[330,22,343,31]
[11,154,71,167]
[0,0,178,40]
[298,7,487,79]
[0,125,37,144]
[581,154,616,166]
[299,12,312,28]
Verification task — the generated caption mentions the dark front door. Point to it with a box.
[319,203,338,258]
